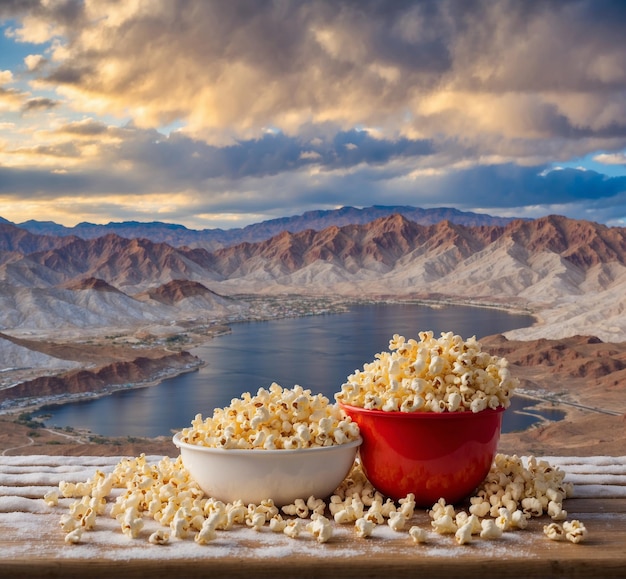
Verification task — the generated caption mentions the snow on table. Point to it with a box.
[1,454,625,579]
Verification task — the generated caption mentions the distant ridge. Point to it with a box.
[5,205,521,250]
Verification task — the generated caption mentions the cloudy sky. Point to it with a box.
[1,0,626,230]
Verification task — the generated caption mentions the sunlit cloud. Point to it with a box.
[595,152,626,166]
[0,0,625,228]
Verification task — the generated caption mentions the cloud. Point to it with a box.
[95,126,434,182]
[24,53,46,71]
[21,96,59,113]
[595,152,626,166]
[54,118,110,137]
[6,1,620,144]
[1,1,626,228]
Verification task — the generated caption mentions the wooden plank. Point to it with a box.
[1,456,626,578]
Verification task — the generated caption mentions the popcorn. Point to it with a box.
[563,520,587,544]
[283,518,304,539]
[387,511,406,532]
[479,519,503,540]
[543,522,566,541]
[355,517,375,538]
[429,498,455,521]
[55,416,588,553]
[510,509,528,530]
[64,527,83,544]
[307,514,333,543]
[149,529,171,545]
[495,507,512,531]
[180,383,360,449]
[195,516,219,544]
[455,512,481,535]
[119,506,144,539]
[170,507,191,539]
[475,454,571,522]
[246,511,267,532]
[59,513,79,533]
[455,521,474,545]
[398,493,416,519]
[547,500,567,521]
[282,498,309,518]
[269,515,288,533]
[43,489,59,507]
[543,520,588,544]
[335,332,518,412]
[408,525,428,543]
[431,514,458,535]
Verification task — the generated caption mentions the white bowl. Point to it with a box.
[173,432,362,506]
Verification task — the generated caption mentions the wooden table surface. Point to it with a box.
[1,454,626,578]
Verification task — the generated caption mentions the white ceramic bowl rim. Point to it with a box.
[173,431,362,455]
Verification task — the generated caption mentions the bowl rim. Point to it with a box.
[338,402,506,419]
[172,431,362,455]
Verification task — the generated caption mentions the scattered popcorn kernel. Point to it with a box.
[480,519,503,540]
[495,507,512,531]
[59,481,77,499]
[398,493,416,519]
[548,500,567,521]
[149,529,170,545]
[355,517,375,538]
[119,506,144,539]
[44,489,59,507]
[429,498,455,521]
[469,499,490,518]
[307,514,333,543]
[334,508,355,525]
[387,511,406,532]
[80,507,97,531]
[510,509,529,530]
[269,515,288,533]
[409,525,428,544]
[64,527,83,544]
[247,511,266,532]
[544,522,566,541]
[455,521,474,545]
[455,513,481,535]
[284,518,304,539]
[195,520,218,544]
[59,514,78,533]
[563,520,587,544]
[431,514,457,535]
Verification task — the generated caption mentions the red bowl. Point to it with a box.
[340,403,504,506]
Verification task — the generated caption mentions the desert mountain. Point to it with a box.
[0,222,76,265]
[136,279,231,306]
[6,205,518,250]
[1,212,625,342]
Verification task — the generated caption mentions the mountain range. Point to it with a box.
[0,205,518,251]
[1,205,626,375]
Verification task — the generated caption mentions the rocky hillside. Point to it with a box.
[1,213,626,342]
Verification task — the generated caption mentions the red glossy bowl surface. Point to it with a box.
[340,403,504,506]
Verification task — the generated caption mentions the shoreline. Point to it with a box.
[0,358,207,418]
[0,295,564,429]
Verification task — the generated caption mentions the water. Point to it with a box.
[35,303,561,437]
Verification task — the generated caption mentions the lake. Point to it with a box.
[35,303,564,437]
